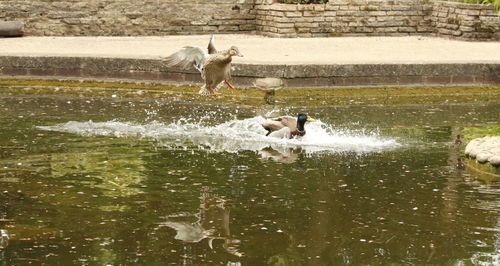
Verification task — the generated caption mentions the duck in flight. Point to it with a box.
[163,35,243,95]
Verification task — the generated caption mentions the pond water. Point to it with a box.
[0,93,499,265]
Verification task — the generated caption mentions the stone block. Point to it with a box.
[445,24,460,30]
[416,26,433,33]
[376,26,398,32]
[480,9,497,16]
[463,9,480,16]
[277,27,295,33]
[296,5,315,11]
[368,11,387,16]
[325,5,340,11]
[62,18,82,25]
[457,14,477,21]
[268,4,297,11]
[391,5,412,11]
[295,22,319,28]
[285,11,302,17]
[219,25,239,31]
[275,22,295,28]
[398,26,416,32]
[269,10,284,17]
[294,17,317,23]
[303,11,322,17]
[361,5,379,11]
[459,25,475,32]
[239,24,256,31]
[324,11,336,16]
[314,5,325,11]
[437,28,454,35]
[297,32,313,37]
[336,11,355,16]
[296,27,311,33]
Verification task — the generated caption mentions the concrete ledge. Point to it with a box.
[0,56,499,88]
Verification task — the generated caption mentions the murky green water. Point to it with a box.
[1,93,499,265]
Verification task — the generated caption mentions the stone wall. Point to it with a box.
[0,0,498,40]
[433,1,500,40]
[0,0,256,36]
[256,0,434,37]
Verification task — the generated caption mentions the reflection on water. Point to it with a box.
[160,187,243,258]
[0,93,499,264]
[259,147,301,164]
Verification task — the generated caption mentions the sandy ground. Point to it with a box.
[0,34,499,65]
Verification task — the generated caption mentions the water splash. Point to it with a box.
[37,117,400,154]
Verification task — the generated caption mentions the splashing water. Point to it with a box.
[37,117,400,154]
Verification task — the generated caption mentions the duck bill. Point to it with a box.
[238,52,244,57]
[306,117,315,122]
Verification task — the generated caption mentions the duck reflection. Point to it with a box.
[258,147,301,164]
[160,188,243,257]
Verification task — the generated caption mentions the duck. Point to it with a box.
[455,157,466,170]
[261,113,315,139]
[162,35,243,95]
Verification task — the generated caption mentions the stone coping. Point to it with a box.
[465,136,500,167]
[0,55,498,88]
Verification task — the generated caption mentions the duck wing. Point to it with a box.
[207,35,217,54]
[261,116,297,132]
[163,46,207,72]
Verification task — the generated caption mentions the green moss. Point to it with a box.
[465,158,500,180]
[0,78,499,107]
[462,125,500,143]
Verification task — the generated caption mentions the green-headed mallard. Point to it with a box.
[163,35,243,95]
[261,113,315,139]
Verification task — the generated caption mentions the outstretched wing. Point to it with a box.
[207,35,217,54]
[163,46,207,71]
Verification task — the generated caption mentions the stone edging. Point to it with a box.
[0,56,499,88]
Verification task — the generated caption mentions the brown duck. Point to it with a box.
[163,35,243,95]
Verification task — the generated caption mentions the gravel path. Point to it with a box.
[1,34,499,65]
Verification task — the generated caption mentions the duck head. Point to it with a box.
[296,113,315,132]
[229,46,244,57]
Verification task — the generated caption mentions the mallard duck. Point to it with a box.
[261,113,315,139]
[163,35,243,95]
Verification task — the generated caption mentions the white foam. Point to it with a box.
[37,117,400,154]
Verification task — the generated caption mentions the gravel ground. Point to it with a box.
[0,34,499,65]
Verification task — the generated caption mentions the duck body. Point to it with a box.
[202,52,233,94]
[261,114,314,139]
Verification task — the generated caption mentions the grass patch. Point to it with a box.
[462,124,500,143]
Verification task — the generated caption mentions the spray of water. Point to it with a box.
[37,117,400,154]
